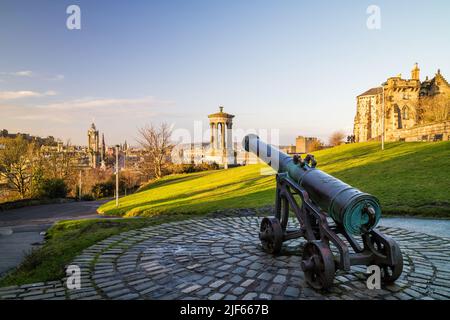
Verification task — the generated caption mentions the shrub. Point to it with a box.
[91,181,114,199]
[168,162,219,174]
[80,194,94,201]
[39,178,68,199]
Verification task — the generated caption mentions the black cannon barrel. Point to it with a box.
[243,134,381,235]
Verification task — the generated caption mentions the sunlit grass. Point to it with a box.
[99,141,450,217]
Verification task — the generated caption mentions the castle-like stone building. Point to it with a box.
[354,64,450,142]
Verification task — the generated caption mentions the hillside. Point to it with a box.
[98,141,450,217]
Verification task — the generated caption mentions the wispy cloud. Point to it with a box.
[14,70,33,77]
[0,70,34,77]
[50,74,65,81]
[38,96,168,110]
[0,71,64,81]
[1,96,175,124]
[12,114,69,123]
[0,90,57,100]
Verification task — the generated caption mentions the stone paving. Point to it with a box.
[1,216,450,300]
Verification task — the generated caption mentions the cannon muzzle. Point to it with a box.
[243,134,381,235]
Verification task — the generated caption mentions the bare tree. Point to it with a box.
[44,140,76,180]
[329,131,346,147]
[0,136,33,198]
[137,123,175,179]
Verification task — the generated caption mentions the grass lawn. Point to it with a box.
[0,214,199,287]
[99,141,450,218]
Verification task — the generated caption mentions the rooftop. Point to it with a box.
[357,87,383,97]
[208,106,235,119]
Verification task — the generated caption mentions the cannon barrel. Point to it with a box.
[243,134,381,235]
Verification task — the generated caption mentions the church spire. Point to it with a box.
[101,133,106,161]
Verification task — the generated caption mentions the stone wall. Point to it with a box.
[386,120,450,142]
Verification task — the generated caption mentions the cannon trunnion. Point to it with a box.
[244,134,403,290]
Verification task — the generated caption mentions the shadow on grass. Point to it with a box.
[137,188,275,216]
[137,171,213,192]
[107,175,273,216]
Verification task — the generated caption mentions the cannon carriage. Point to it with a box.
[243,134,403,289]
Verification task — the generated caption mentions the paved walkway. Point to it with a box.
[380,217,450,238]
[0,200,110,227]
[1,217,449,300]
[0,199,110,276]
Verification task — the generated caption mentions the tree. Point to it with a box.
[0,136,33,198]
[39,178,68,198]
[91,181,114,199]
[44,140,76,180]
[329,131,346,147]
[309,139,324,152]
[137,123,175,179]
[419,93,450,123]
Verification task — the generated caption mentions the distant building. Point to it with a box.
[354,64,450,142]
[295,136,319,153]
[279,145,296,154]
[87,123,101,168]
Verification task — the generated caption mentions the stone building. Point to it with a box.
[87,122,106,168]
[295,136,319,153]
[354,64,450,142]
[279,145,296,154]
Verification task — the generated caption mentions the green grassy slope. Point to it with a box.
[99,141,450,217]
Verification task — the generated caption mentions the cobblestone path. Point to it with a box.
[1,217,449,300]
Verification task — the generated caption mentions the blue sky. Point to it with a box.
[0,0,449,145]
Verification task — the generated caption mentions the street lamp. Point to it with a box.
[381,83,386,151]
[79,170,82,200]
[115,145,120,207]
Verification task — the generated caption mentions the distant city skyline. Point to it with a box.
[1,0,449,145]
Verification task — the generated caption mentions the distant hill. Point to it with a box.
[98,141,450,218]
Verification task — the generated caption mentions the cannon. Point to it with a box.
[243,134,403,289]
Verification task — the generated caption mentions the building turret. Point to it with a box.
[411,63,420,80]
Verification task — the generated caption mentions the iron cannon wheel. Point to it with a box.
[371,237,404,283]
[259,217,283,254]
[301,241,335,290]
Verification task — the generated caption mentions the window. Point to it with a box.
[402,106,409,120]
[394,105,402,129]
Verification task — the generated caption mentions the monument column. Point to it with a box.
[210,122,215,150]
[212,122,217,151]
[215,122,220,150]
[221,122,226,151]
[226,122,233,156]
